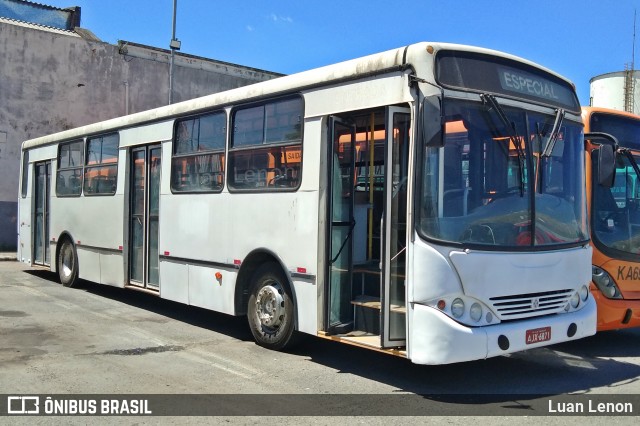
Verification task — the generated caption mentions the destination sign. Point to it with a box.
[498,68,562,102]
[436,51,580,112]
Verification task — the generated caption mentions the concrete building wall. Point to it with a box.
[0,19,282,250]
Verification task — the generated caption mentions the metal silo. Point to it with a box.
[590,69,640,114]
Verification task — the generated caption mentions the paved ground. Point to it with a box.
[1,260,640,424]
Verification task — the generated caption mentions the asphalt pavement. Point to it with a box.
[2,256,640,423]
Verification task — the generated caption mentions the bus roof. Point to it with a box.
[23,42,575,150]
[582,106,640,122]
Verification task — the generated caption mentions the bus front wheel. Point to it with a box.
[247,263,296,350]
[58,239,79,287]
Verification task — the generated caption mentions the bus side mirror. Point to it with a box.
[585,132,619,188]
[598,143,616,188]
[422,96,444,147]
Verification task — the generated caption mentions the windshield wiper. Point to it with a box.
[481,93,525,197]
[541,108,565,158]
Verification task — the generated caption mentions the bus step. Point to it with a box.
[351,295,407,314]
[339,332,381,349]
[353,297,380,335]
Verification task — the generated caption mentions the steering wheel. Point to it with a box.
[461,223,496,244]
[488,188,522,203]
[268,174,291,188]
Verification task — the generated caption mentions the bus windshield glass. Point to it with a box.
[590,112,640,150]
[592,150,640,256]
[418,97,587,248]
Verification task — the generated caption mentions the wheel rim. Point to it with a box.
[254,282,285,329]
[60,243,74,279]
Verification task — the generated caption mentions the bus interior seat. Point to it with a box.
[56,175,67,194]
[595,183,624,231]
[68,175,81,193]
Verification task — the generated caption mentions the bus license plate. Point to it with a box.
[525,326,551,344]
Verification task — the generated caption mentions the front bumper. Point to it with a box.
[408,295,597,365]
[593,291,640,331]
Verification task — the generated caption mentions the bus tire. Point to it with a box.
[247,263,296,350]
[58,239,79,287]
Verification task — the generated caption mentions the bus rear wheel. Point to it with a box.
[58,239,79,287]
[247,263,296,350]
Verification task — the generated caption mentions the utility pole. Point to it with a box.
[168,0,181,104]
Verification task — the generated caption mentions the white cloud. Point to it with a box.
[246,25,254,32]
[269,13,293,23]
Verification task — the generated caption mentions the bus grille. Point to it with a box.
[489,289,574,320]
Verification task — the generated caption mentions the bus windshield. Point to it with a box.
[592,151,640,256]
[589,111,640,257]
[418,97,587,248]
[590,112,640,150]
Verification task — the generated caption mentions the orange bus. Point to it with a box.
[583,106,640,330]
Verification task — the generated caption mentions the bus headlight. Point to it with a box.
[430,296,496,325]
[570,292,580,309]
[592,266,622,299]
[470,303,482,322]
[451,298,465,318]
[579,285,589,302]
[485,312,493,323]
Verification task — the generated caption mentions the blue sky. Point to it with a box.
[42,0,640,105]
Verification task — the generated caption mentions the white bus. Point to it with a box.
[18,42,600,364]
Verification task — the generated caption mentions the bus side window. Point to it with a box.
[56,173,67,194]
[56,140,84,197]
[229,96,303,192]
[171,111,225,193]
[69,172,82,193]
[84,133,119,196]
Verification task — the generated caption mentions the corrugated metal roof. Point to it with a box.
[0,0,80,30]
[0,15,80,36]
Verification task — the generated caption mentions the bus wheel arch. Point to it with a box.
[234,251,298,350]
[56,233,79,287]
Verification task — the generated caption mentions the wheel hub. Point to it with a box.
[61,244,74,278]
[255,283,285,328]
